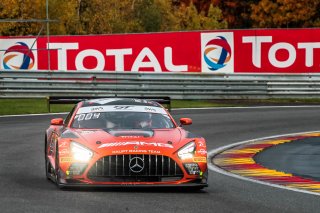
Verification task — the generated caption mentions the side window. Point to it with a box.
[64,105,77,127]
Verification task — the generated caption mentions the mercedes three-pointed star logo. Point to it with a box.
[129,157,144,173]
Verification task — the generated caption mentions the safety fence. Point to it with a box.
[1,70,320,99]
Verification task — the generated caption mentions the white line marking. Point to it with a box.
[0,112,68,118]
[175,105,320,111]
[208,130,320,196]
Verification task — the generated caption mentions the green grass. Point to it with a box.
[171,100,235,108]
[0,99,235,115]
[1,98,320,116]
[0,99,74,115]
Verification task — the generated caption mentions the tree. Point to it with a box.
[49,0,80,35]
[0,0,227,35]
[250,0,320,28]
[133,0,180,32]
[176,2,201,30]
[201,3,227,29]
[220,0,257,29]
[175,2,227,30]
[78,0,142,34]
[0,0,45,36]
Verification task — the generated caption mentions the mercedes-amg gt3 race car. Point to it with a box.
[45,98,208,189]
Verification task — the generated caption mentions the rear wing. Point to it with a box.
[47,96,171,112]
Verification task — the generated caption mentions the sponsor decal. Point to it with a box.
[90,107,104,112]
[113,106,133,110]
[60,157,73,163]
[80,130,97,135]
[0,39,37,70]
[98,141,174,149]
[201,32,234,73]
[3,30,320,73]
[59,149,70,156]
[242,36,320,69]
[59,141,68,148]
[76,105,167,115]
[111,150,161,154]
[46,42,188,72]
[197,141,206,148]
[197,149,207,155]
[144,107,156,113]
[193,157,207,163]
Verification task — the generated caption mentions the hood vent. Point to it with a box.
[106,129,154,138]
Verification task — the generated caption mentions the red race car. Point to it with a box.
[45,98,208,189]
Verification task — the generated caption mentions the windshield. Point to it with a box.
[71,111,175,129]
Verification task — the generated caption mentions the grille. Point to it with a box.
[88,155,184,182]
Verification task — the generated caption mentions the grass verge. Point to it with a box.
[0,99,74,115]
[0,98,320,116]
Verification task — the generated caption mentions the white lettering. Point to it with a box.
[98,141,174,149]
[75,49,105,70]
[131,48,161,72]
[106,49,132,71]
[298,43,320,67]
[164,47,187,72]
[268,43,296,68]
[242,36,272,68]
[47,43,79,71]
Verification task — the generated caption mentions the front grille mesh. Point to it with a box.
[88,155,184,182]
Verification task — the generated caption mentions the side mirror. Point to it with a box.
[51,118,64,126]
[180,118,192,126]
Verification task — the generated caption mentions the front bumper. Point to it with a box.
[58,182,208,189]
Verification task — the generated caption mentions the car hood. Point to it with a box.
[72,128,188,155]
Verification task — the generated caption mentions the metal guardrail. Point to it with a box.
[1,70,320,99]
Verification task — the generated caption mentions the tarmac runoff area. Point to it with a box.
[209,131,320,196]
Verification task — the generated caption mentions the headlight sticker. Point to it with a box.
[193,157,207,163]
[60,157,73,163]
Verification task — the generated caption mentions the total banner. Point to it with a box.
[1,29,320,74]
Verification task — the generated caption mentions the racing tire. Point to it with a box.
[55,143,63,189]
[45,157,51,180]
[44,137,51,180]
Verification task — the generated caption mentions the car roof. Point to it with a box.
[81,98,162,108]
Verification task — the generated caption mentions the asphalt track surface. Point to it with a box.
[255,136,320,182]
[1,107,320,213]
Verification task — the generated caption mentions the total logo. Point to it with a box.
[201,32,234,73]
[0,39,37,70]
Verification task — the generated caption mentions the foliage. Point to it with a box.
[215,0,257,29]
[0,0,45,35]
[175,2,227,30]
[201,4,227,29]
[0,0,227,35]
[250,0,320,28]
[1,0,319,35]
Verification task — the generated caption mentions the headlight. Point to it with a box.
[178,141,196,160]
[71,142,93,162]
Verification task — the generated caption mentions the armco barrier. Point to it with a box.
[1,70,320,99]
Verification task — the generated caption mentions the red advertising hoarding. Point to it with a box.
[1,29,320,74]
